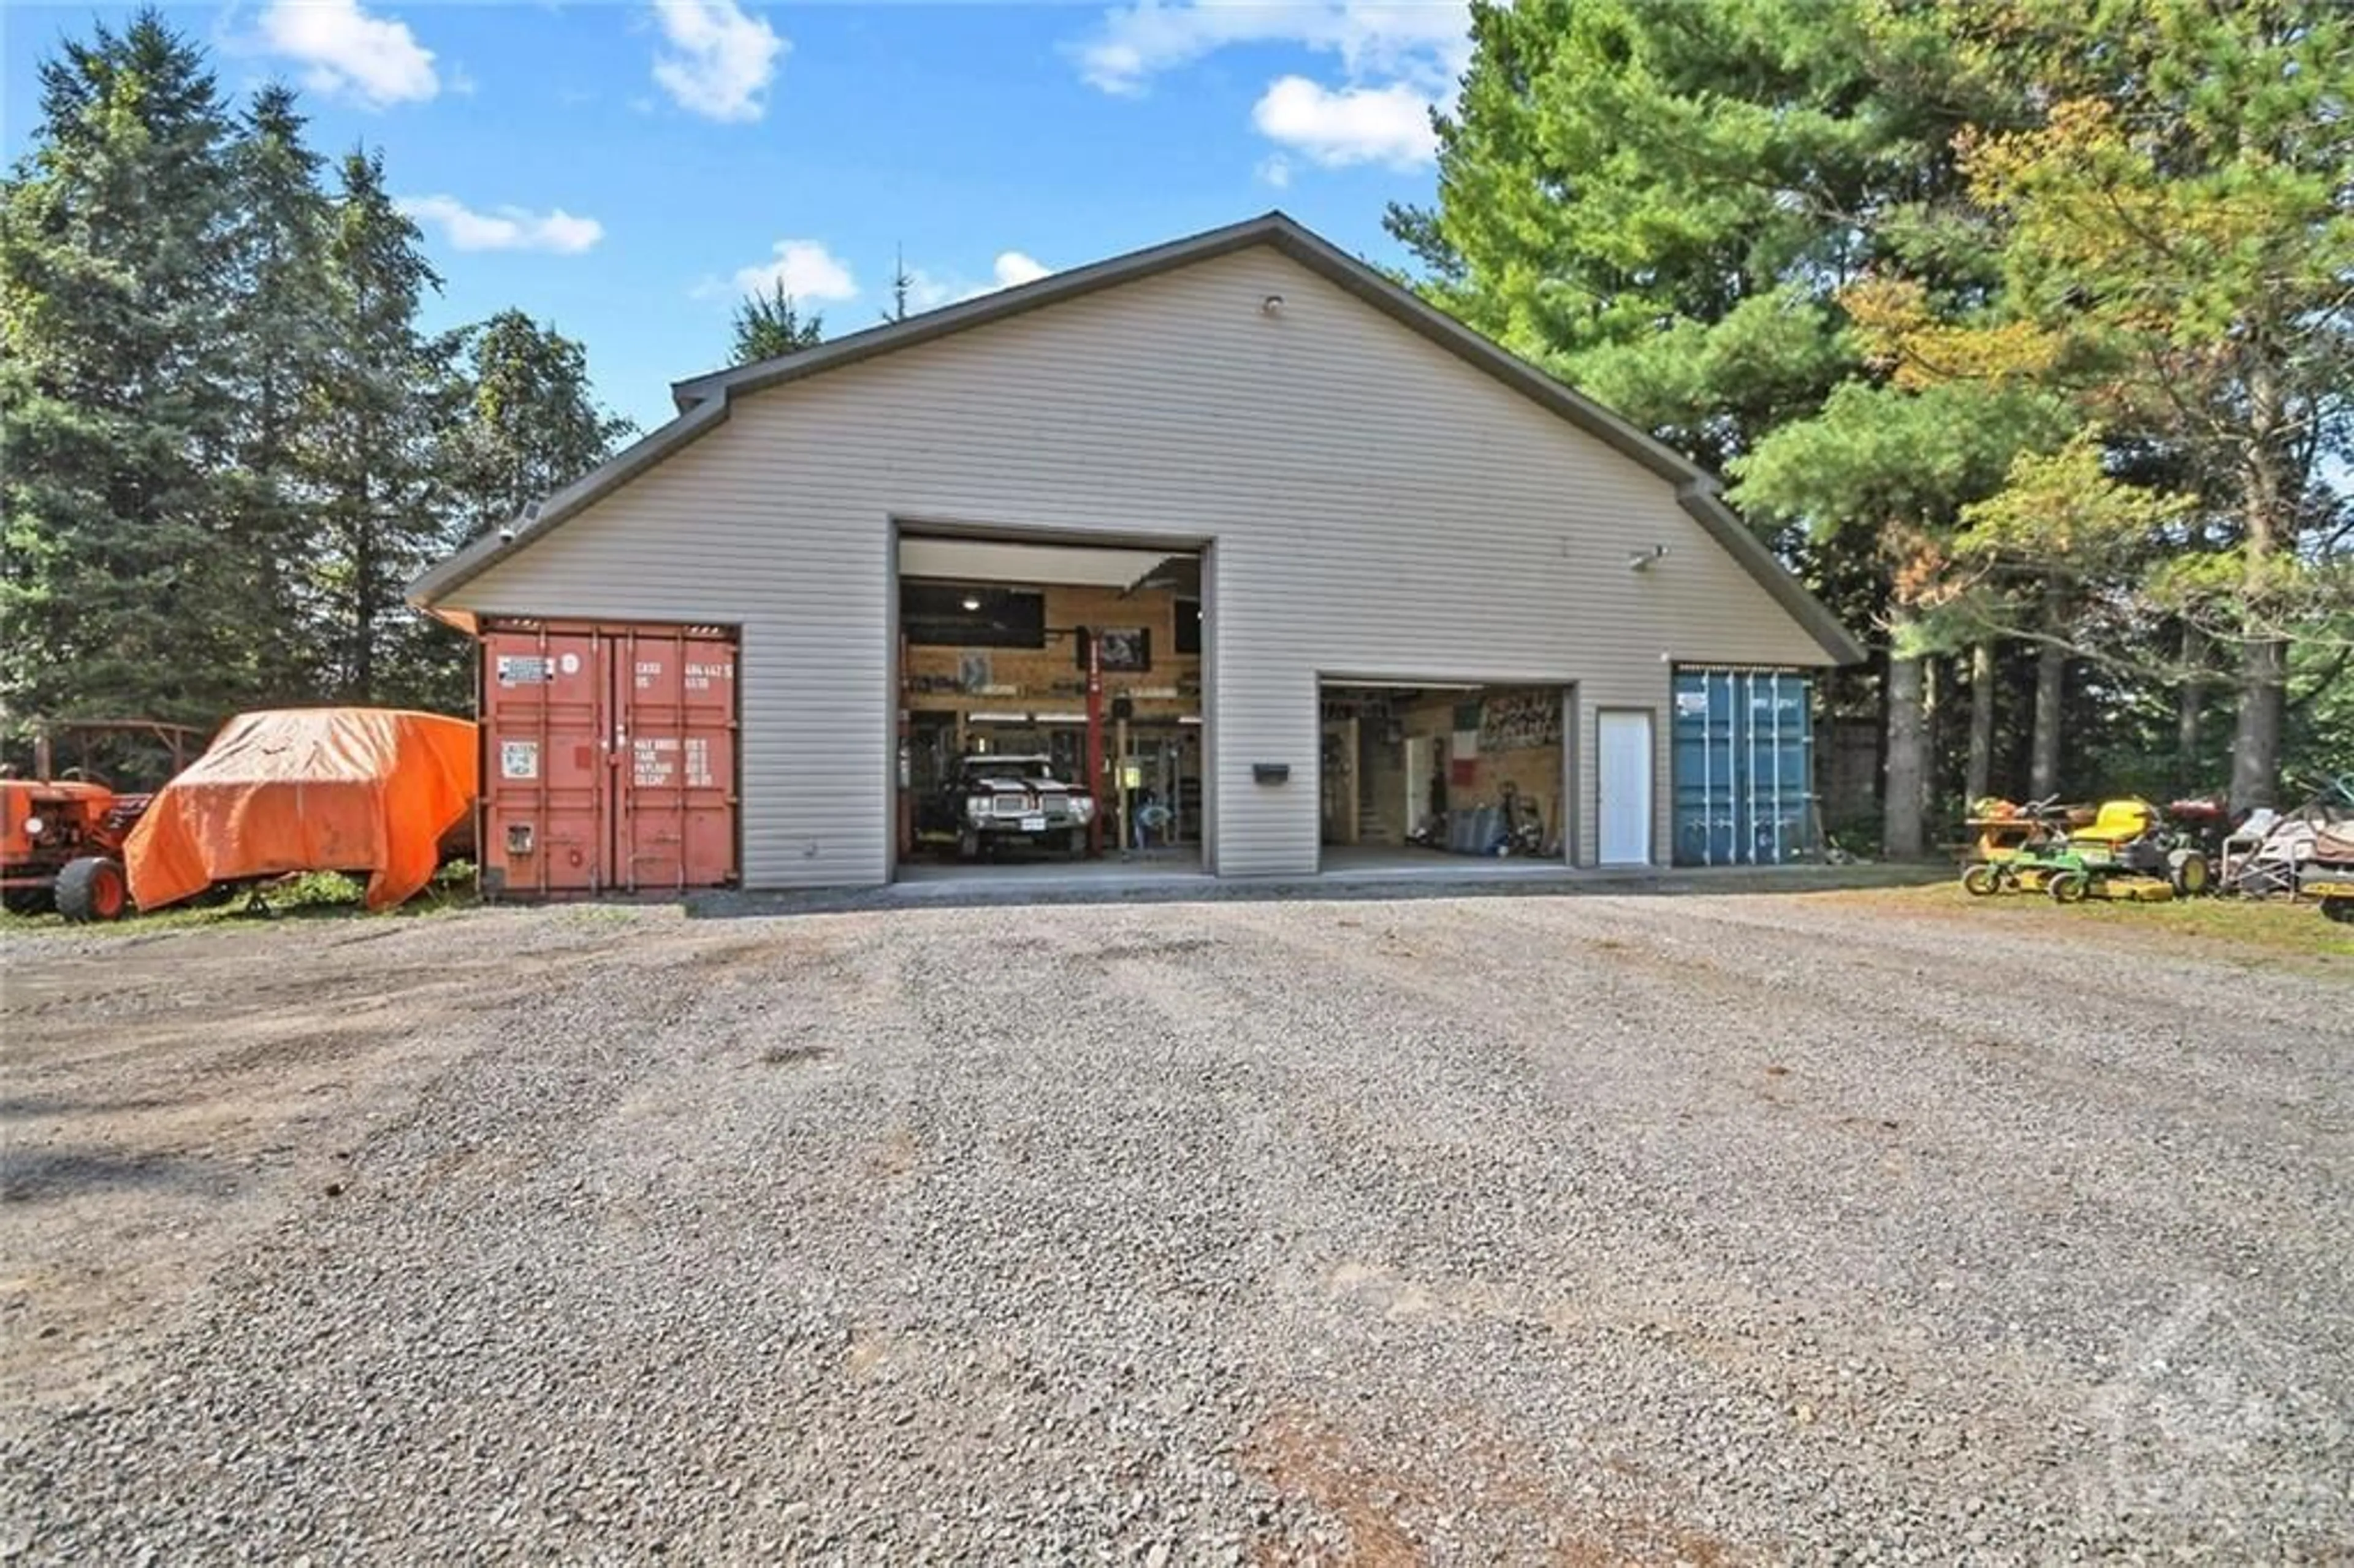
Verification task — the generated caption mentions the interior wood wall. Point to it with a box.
[1354,688,1567,848]
[902,581,1200,723]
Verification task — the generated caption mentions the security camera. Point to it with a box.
[497,526,517,542]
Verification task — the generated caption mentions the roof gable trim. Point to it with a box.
[407,211,1860,664]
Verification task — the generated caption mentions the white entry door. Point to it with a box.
[1596,710,1654,866]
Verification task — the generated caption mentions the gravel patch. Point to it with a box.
[2,892,2349,1562]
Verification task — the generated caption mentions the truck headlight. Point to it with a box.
[1069,798,1095,824]
[965,797,989,823]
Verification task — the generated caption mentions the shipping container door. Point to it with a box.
[1671,668,1816,866]
[610,628,737,891]
[483,629,609,892]
[1672,671,1734,865]
[1747,672,1813,862]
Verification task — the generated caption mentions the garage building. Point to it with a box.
[408,213,1859,892]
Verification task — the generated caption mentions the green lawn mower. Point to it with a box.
[1963,797,2210,903]
[2040,798,2209,903]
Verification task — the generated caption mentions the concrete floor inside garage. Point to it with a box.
[1315,845,1574,878]
[893,850,1209,891]
[888,845,1572,898]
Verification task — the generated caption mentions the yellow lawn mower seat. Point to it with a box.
[2069,799,2157,847]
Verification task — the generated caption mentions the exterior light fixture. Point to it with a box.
[1628,544,1669,573]
[961,592,982,611]
[1262,294,1284,315]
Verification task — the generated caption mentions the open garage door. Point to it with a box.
[894,531,1208,884]
[1317,681,1569,872]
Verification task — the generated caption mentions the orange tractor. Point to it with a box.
[1,720,205,922]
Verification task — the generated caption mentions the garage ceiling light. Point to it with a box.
[961,592,982,611]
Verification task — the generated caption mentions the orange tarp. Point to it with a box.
[126,709,478,912]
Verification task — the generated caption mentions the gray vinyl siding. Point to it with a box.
[448,246,1834,888]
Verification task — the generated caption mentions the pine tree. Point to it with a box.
[221,80,335,699]
[447,310,633,544]
[1385,0,1987,471]
[1731,381,2073,850]
[303,147,455,704]
[1848,0,2354,811]
[728,281,823,364]
[3,16,658,731]
[0,11,251,729]
[885,246,913,324]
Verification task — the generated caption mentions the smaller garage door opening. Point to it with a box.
[894,533,1207,882]
[1317,681,1569,873]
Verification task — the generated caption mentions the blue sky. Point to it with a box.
[4,1,1466,433]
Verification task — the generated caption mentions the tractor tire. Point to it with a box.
[1961,864,2005,897]
[55,856,129,923]
[2047,869,2090,904]
[2322,897,2354,926]
[2168,850,2211,897]
[2,886,52,916]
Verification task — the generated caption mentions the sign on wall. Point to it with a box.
[1479,687,1562,752]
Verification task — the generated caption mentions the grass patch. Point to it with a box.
[276,870,368,907]
[0,860,480,938]
[1,900,224,937]
[1827,880,2353,964]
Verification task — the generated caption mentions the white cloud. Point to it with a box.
[1252,75,1435,168]
[897,251,1055,314]
[1072,2,1461,182]
[651,0,787,123]
[992,251,1051,288]
[729,239,858,302]
[400,196,604,255]
[256,0,439,108]
[1073,1,1469,95]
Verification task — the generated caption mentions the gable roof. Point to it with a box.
[408,211,1861,664]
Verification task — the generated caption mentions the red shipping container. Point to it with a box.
[478,620,737,896]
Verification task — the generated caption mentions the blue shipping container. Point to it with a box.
[1671,669,1816,866]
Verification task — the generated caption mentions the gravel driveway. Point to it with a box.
[2,891,2348,1562]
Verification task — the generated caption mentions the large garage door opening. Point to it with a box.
[893,532,1208,882]
[1317,681,1570,873]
